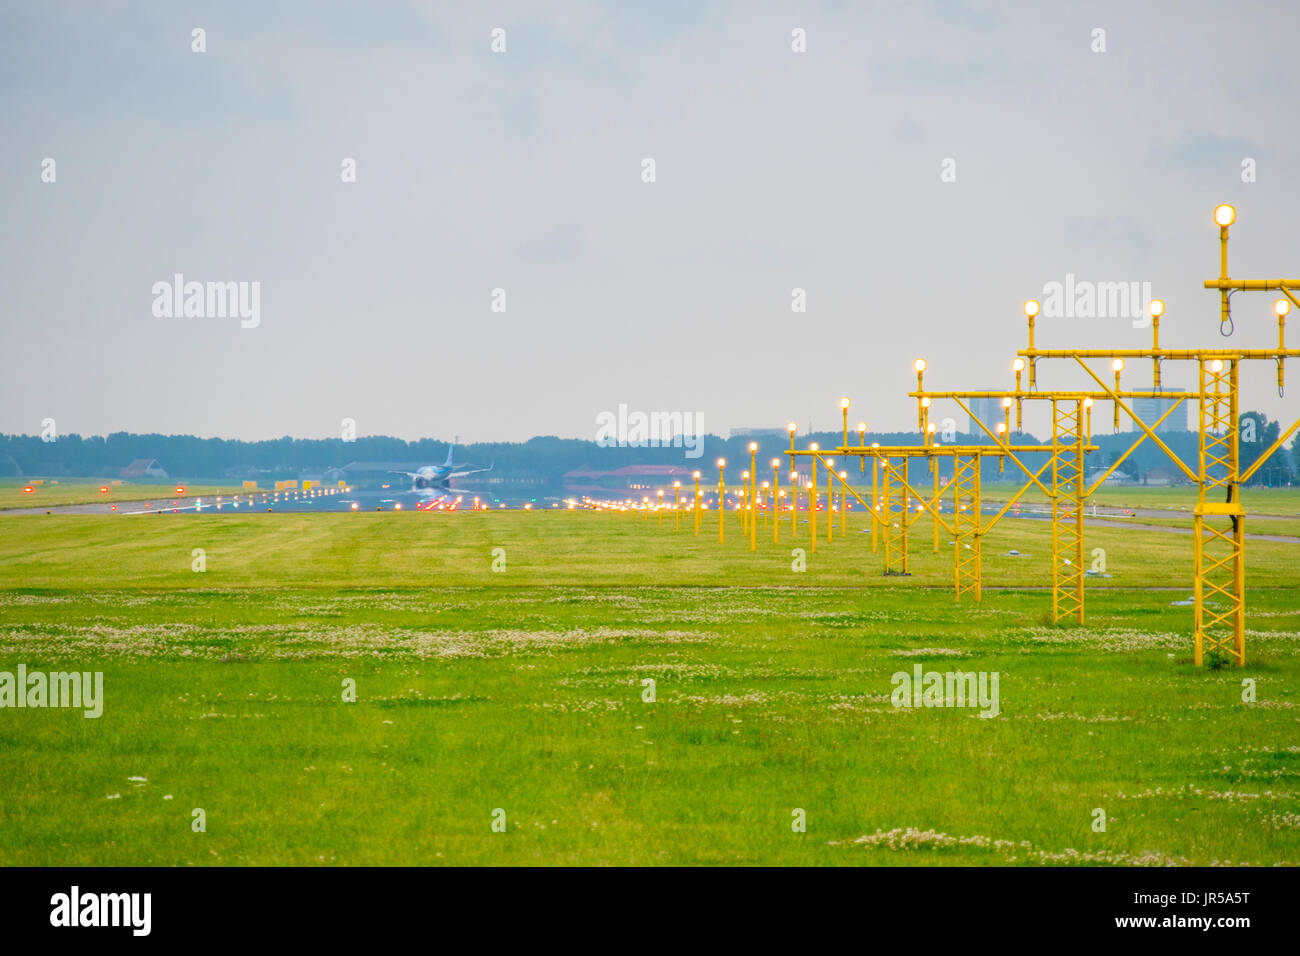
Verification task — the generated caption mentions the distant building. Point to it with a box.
[119,458,168,479]
[967,394,1006,437]
[1132,388,1190,434]
[1086,468,1136,486]
[729,427,787,440]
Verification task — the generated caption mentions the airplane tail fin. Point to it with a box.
[445,443,455,468]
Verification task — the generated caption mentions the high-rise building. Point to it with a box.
[1132,388,1190,434]
[967,394,1006,438]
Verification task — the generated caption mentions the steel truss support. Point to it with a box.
[882,457,910,575]
[1194,359,1245,665]
[952,453,981,602]
[1050,399,1085,623]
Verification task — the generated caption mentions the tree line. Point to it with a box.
[1,413,1292,487]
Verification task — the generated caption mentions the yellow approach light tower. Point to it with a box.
[788,437,1090,596]
[917,303,1219,627]
[771,458,781,544]
[697,204,1293,666]
[911,353,1099,604]
[1006,205,1300,663]
[787,422,799,537]
[808,443,819,553]
[1195,204,1300,665]
[693,471,701,535]
[716,459,726,544]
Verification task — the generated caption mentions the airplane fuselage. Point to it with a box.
[398,446,491,497]
[411,465,452,491]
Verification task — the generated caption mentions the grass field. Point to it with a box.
[0,480,241,510]
[983,482,1300,517]
[1095,513,1300,538]
[1,504,1298,866]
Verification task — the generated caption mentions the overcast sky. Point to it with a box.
[2,0,1297,445]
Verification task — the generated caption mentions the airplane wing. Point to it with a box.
[448,463,493,479]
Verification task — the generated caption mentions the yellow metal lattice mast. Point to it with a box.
[1193,358,1246,665]
[1049,399,1086,624]
[871,454,880,554]
[883,457,910,575]
[809,445,818,554]
[718,204,1293,664]
[953,452,982,601]
[932,456,940,553]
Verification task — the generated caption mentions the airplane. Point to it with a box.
[393,444,492,498]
